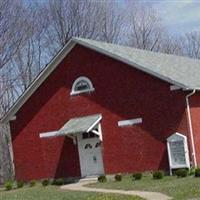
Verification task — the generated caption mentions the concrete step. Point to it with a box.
[78,176,98,182]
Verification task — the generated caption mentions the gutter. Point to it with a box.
[186,89,197,167]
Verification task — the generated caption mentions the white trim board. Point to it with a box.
[70,88,95,96]
[40,131,59,138]
[170,85,181,91]
[118,118,142,127]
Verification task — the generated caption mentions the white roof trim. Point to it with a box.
[170,85,181,91]
[167,132,187,141]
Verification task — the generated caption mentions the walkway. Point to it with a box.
[60,179,172,200]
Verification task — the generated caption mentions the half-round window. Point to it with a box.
[70,76,95,95]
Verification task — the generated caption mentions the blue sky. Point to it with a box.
[151,0,200,35]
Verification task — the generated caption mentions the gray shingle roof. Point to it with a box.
[74,37,200,89]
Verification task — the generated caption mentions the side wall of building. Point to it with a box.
[10,45,190,181]
[188,94,200,166]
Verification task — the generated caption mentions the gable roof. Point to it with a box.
[1,37,200,123]
[74,38,200,89]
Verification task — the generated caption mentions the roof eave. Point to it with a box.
[184,88,200,91]
[73,38,191,90]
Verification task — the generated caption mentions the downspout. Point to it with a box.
[186,89,197,167]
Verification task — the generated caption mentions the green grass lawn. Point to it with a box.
[0,185,143,200]
[88,175,200,200]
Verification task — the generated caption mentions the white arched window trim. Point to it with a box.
[70,76,95,96]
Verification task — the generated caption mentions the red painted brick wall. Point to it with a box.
[10,44,191,181]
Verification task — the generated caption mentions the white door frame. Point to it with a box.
[77,123,104,177]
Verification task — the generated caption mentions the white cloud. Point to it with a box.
[152,0,200,34]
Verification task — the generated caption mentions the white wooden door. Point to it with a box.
[77,134,104,177]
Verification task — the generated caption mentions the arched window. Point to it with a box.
[70,76,95,95]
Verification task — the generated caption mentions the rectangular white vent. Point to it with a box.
[118,118,142,127]
[170,85,181,91]
[40,131,58,138]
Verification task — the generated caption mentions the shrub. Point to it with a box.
[153,171,164,180]
[29,180,36,187]
[195,168,200,177]
[17,180,24,188]
[52,178,65,186]
[4,181,13,191]
[42,179,50,186]
[63,179,74,184]
[98,175,107,183]
[189,167,195,176]
[175,169,188,178]
[132,173,142,180]
[114,174,122,181]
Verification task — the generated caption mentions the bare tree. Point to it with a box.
[44,0,101,56]
[0,72,19,114]
[13,9,49,90]
[98,1,124,44]
[44,0,125,57]
[180,32,200,59]
[126,2,164,51]
[0,0,29,70]
[159,35,182,55]
[0,73,16,183]
[0,1,46,183]
[0,119,14,183]
[0,2,50,97]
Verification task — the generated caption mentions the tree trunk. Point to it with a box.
[0,122,14,184]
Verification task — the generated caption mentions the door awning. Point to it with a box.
[40,114,102,138]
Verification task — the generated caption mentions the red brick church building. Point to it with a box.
[1,38,200,181]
